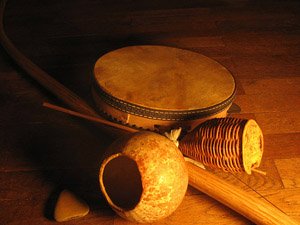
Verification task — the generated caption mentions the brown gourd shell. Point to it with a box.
[99,132,188,223]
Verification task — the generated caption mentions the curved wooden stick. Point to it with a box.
[0,0,98,117]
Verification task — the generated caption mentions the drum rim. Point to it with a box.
[92,79,236,121]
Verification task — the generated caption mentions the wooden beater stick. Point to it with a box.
[186,160,299,225]
[43,102,138,133]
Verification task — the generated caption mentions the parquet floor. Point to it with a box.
[0,0,299,224]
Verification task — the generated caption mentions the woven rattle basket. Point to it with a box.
[92,45,236,132]
[179,117,264,174]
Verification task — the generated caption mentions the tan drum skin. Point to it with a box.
[92,45,236,132]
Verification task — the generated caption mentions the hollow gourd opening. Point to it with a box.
[101,155,143,210]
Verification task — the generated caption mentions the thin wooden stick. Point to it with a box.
[43,102,138,133]
[251,168,267,176]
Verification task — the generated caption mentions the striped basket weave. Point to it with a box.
[179,117,263,174]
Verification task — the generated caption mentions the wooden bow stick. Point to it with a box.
[0,1,298,224]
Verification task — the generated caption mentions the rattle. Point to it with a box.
[0,1,298,223]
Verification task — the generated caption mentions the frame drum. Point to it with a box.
[92,45,236,132]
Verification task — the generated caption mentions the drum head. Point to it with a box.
[92,45,236,131]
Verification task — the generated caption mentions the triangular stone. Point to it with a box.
[54,189,89,222]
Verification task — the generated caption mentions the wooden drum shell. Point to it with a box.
[92,45,236,132]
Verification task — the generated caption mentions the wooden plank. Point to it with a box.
[0,169,109,202]
[129,10,218,36]
[0,121,111,171]
[113,194,253,225]
[275,158,300,189]
[255,112,300,135]
[230,55,300,79]
[234,94,300,114]
[0,198,114,225]
[228,113,256,120]
[211,2,299,21]
[222,32,300,56]
[209,159,284,193]
[0,171,54,200]
[240,77,300,95]
[4,6,215,39]
[217,16,299,34]
[147,36,225,48]
[263,133,300,159]
[259,188,300,223]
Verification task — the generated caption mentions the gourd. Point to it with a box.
[99,132,188,223]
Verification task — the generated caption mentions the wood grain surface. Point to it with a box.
[0,0,299,224]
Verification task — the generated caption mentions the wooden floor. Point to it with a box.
[0,0,299,224]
